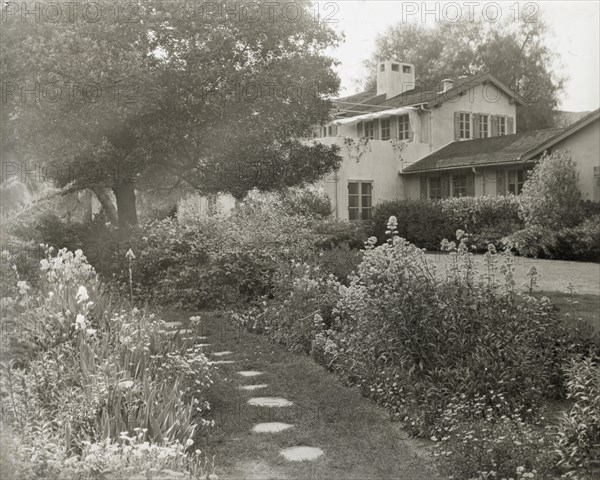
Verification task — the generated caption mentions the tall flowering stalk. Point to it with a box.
[125,249,135,306]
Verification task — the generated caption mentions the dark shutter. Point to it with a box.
[490,115,499,137]
[374,120,380,140]
[441,174,450,198]
[496,168,506,196]
[357,122,363,137]
[466,171,475,196]
[420,175,428,199]
[472,114,480,139]
[507,117,514,134]
[454,112,461,140]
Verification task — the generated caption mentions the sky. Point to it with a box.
[317,0,600,112]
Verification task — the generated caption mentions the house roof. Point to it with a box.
[402,128,563,174]
[522,108,599,159]
[403,107,600,174]
[334,73,527,118]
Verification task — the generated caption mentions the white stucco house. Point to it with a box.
[314,60,600,220]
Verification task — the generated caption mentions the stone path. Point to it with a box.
[162,311,442,480]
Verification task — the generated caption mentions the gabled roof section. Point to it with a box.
[403,128,563,174]
[334,73,526,119]
[522,108,599,160]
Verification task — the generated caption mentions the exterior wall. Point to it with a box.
[314,136,430,219]
[549,118,600,201]
[431,84,517,148]
[316,82,519,216]
[403,164,531,200]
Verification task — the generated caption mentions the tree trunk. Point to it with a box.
[112,182,138,232]
[90,186,118,225]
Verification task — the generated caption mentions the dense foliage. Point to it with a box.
[370,195,523,251]
[0,248,215,478]
[2,0,342,228]
[519,152,583,230]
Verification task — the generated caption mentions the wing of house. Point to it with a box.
[313,60,528,219]
[402,108,600,201]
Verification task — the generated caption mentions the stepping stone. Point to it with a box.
[280,446,324,462]
[164,321,183,329]
[247,397,293,407]
[195,344,211,348]
[238,371,263,377]
[238,384,268,391]
[252,422,294,433]
[212,351,233,357]
[209,360,235,365]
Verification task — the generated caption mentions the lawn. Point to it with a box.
[162,309,442,480]
[426,253,600,333]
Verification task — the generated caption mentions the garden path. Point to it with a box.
[163,309,442,480]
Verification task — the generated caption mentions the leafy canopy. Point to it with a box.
[2,0,343,226]
[363,17,565,132]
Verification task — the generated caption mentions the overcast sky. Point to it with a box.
[318,1,599,112]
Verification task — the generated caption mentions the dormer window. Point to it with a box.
[391,63,400,72]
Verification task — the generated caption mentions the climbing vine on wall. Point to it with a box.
[389,139,408,165]
[342,136,371,163]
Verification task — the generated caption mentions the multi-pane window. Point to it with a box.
[348,181,373,220]
[459,113,471,139]
[397,114,410,140]
[452,175,467,197]
[479,115,489,138]
[507,170,526,195]
[498,116,507,136]
[380,119,391,141]
[429,177,442,199]
[327,125,338,137]
[363,121,374,139]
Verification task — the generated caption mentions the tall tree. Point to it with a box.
[1,0,342,231]
[363,17,565,132]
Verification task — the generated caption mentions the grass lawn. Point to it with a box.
[162,309,441,480]
[426,253,599,333]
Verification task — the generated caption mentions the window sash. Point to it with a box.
[459,113,471,139]
[452,175,467,197]
[380,119,391,141]
[429,177,442,199]
[479,115,489,138]
[398,115,410,140]
[348,181,373,220]
[363,121,374,139]
[498,117,507,136]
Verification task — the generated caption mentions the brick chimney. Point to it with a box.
[376,61,416,99]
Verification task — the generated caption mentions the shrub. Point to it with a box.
[555,356,600,478]
[506,216,600,261]
[370,196,522,251]
[370,199,454,250]
[435,413,555,480]
[321,221,586,437]
[519,151,583,229]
